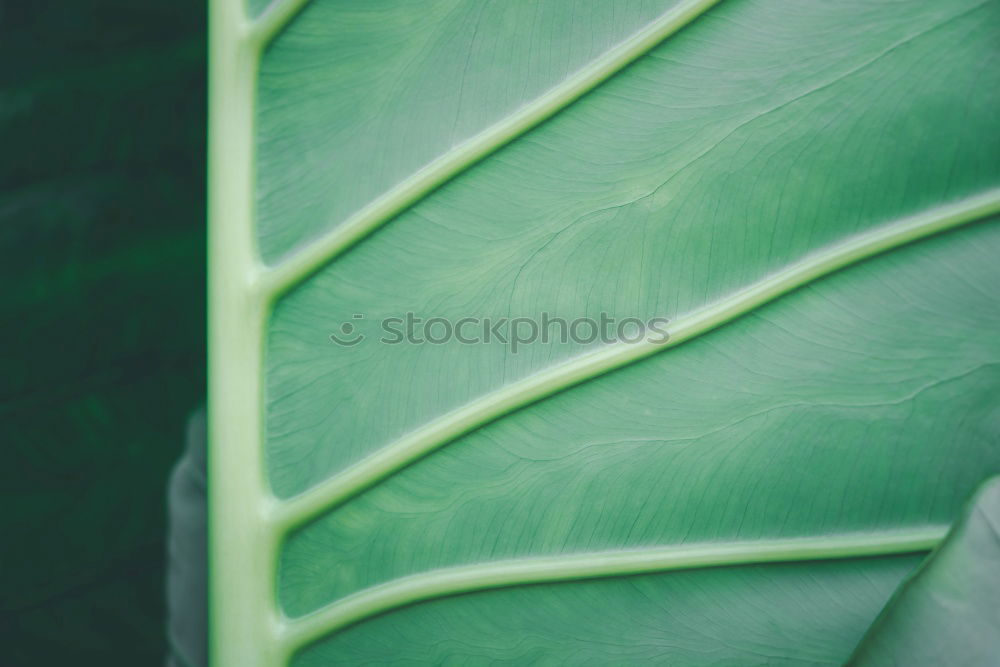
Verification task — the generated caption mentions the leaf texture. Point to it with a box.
[264,0,1000,497]
[207,0,1000,663]
[255,0,683,261]
[298,556,924,665]
[277,220,1000,621]
[849,477,1000,666]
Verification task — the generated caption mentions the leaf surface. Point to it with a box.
[208,0,1000,663]
[850,477,1000,666]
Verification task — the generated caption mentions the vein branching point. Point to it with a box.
[208,0,998,662]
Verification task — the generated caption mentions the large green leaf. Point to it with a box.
[208,0,1000,664]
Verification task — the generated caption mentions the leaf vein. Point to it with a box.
[277,528,946,656]
[270,189,1000,531]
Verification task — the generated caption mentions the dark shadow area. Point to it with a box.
[0,2,207,663]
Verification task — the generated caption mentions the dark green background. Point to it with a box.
[1,1,206,663]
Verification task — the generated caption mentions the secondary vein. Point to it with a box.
[257,0,726,299]
[270,187,1000,532]
[250,0,313,46]
[277,527,947,655]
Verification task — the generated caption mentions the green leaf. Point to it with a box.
[849,477,1000,666]
[208,0,1000,664]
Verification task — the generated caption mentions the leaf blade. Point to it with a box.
[850,477,1000,666]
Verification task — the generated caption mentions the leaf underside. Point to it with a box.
[850,477,1000,666]
[231,0,1000,662]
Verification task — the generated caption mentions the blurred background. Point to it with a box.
[1,1,206,663]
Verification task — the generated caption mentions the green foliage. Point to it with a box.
[850,477,1000,666]
[209,0,1000,663]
